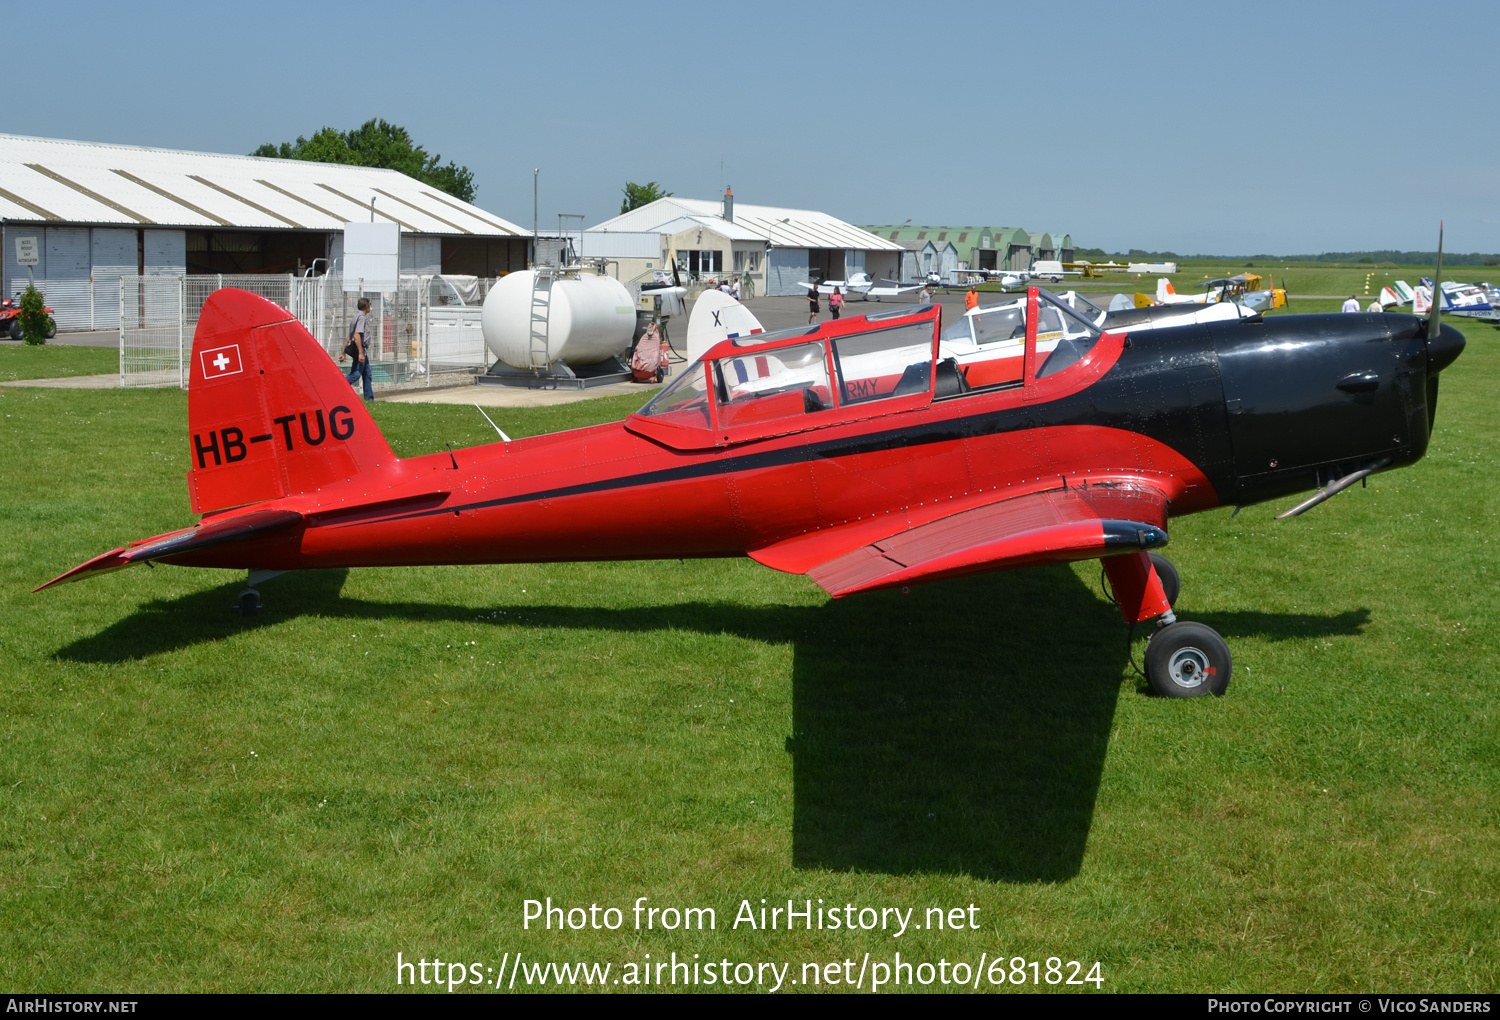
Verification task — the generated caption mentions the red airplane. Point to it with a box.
[36,283,1465,698]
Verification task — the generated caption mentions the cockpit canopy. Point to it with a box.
[634,290,1107,447]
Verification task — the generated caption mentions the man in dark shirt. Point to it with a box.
[341,297,375,401]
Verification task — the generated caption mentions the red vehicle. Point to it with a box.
[36,286,1465,697]
[0,295,57,340]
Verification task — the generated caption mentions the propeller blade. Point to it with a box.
[1428,221,1444,340]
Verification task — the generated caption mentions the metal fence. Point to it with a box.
[115,273,495,391]
[8,277,124,331]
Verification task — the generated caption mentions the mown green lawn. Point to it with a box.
[0,330,1495,993]
[0,343,117,381]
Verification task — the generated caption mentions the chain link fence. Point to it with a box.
[115,273,494,391]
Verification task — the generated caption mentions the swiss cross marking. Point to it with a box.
[199,345,244,379]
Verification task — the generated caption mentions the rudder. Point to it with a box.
[187,289,395,514]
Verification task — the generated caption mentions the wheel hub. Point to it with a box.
[1166,646,1210,689]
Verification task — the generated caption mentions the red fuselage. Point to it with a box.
[170,324,1210,575]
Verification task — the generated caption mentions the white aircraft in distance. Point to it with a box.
[953,260,1081,290]
[798,272,922,301]
[1074,260,1180,276]
[1408,278,1499,320]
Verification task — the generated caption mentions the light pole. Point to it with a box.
[532,168,539,269]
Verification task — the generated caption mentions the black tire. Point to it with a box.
[1149,552,1180,607]
[1144,621,1231,698]
[235,589,262,618]
[44,316,56,339]
[6,318,19,341]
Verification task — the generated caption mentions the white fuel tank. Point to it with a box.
[482,270,636,369]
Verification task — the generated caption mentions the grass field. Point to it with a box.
[0,343,117,381]
[1,323,1496,993]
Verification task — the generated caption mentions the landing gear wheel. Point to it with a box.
[1149,552,1180,607]
[1144,621,1231,698]
[235,589,262,618]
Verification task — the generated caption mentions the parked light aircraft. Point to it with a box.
[1419,279,1497,321]
[799,272,922,301]
[38,237,1465,698]
[955,261,1082,290]
[1153,275,1286,312]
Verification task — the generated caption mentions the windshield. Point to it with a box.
[637,362,711,427]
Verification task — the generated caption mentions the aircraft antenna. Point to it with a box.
[475,403,511,442]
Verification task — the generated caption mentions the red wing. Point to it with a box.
[801,483,1170,597]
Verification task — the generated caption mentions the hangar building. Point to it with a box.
[863,225,1076,274]
[583,192,902,296]
[0,133,530,329]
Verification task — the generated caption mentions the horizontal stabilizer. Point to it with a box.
[34,508,303,592]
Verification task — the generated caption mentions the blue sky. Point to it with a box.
[8,1,1496,254]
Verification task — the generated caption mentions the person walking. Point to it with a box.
[965,286,979,312]
[731,276,742,301]
[829,286,844,320]
[341,297,375,401]
[1341,294,1360,313]
[807,284,821,323]
[1367,298,1383,313]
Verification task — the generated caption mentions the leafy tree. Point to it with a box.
[18,284,50,345]
[252,119,476,202]
[621,181,671,214]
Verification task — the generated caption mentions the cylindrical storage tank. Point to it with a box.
[481,270,636,369]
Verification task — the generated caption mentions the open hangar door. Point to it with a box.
[807,249,845,285]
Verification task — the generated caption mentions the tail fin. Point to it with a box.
[187,289,395,515]
[1156,278,1175,301]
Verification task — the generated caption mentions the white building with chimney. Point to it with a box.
[581,189,902,296]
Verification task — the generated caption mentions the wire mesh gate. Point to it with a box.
[116,273,493,392]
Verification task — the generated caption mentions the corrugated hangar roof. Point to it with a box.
[593,197,900,250]
[0,133,528,237]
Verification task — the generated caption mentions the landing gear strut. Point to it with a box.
[1103,550,1232,698]
[233,569,287,618]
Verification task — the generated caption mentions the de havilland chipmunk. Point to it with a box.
[37,240,1466,697]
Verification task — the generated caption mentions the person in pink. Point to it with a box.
[631,320,670,383]
[829,287,845,320]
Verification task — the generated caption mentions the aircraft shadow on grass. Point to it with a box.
[57,566,1369,884]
